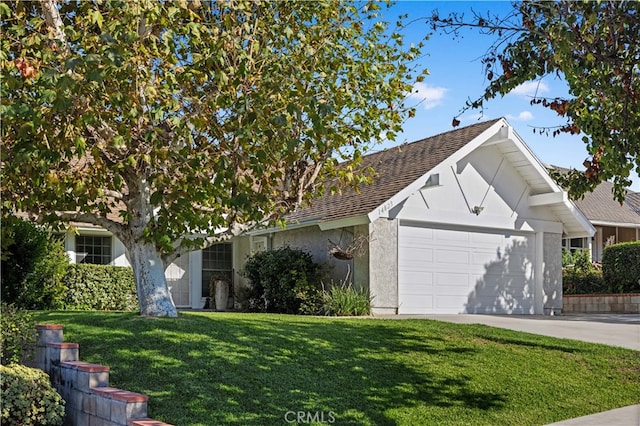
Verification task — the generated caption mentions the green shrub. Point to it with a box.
[242,247,321,314]
[0,364,65,426]
[562,249,593,272]
[602,241,640,293]
[561,248,573,268]
[322,283,371,316]
[298,288,325,316]
[62,264,138,311]
[1,216,69,310]
[0,303,36,365]
[563,269,606,295]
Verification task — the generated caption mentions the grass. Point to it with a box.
[33,311,639,426]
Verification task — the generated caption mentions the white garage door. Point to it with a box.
[398,223,536,314]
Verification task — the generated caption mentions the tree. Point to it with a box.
[1,1,425,316]
[429,1,639,202]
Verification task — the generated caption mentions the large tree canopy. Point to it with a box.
[430,0,639,202]
[1,0,425,316]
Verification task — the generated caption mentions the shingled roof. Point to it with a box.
[626,192,640,215]
[287,118,501,224]
[551,167,640,225]
[572,181,640,225]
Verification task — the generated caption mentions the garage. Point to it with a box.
[398,223,536,314]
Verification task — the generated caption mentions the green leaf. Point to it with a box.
[91,10,104,30]
[150,191,163,206]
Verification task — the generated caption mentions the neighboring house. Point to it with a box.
[249,118,594,315]
[554,176,640,261]
[42,118,595,315]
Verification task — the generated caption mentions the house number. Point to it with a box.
[379,200,393,215]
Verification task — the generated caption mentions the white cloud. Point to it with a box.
[509,81,550,98]
[506,111,534,121]
[406,82,448,110]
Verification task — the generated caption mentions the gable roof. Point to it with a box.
[626,192,640,215]
[573,182,640,225]
[276,118,595,238]
[287,119,502,224]
[550,167,640,226]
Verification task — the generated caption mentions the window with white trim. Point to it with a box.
[201,243,233,298]
[76,235,112,265]
[562,237,586,254]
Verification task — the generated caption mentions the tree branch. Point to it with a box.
[39,0,66,44]
[55,211,125,240]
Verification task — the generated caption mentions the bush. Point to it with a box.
[242,247,321,314]
[0,303,36,365]
[1,216,69,310]
[602,241,640,293]
[322,283,371,316]
[563,269,606,295]
[62,264,138,311]
[562,249,607,295]
[0,364,65,426]
[562,249,593,272]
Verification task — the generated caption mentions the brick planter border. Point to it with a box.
[34,324,173,426]
[563,293,640,314]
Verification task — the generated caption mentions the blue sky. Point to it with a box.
[376,1,640,191]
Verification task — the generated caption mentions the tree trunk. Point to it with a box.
[127,241,178,317]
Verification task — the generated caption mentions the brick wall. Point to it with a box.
[34,324,173,426]
[562,293,640,314]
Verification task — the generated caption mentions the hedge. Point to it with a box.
[602,241,640,294]
[1,216,69,310]
[562,269,606,295]
[62,264,138,311]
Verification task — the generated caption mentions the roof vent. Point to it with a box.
[425,174,440,187]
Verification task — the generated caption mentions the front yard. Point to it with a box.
[33,312,639,425]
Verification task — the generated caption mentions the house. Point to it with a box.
[60,219,249,310]
[249,118,594,315]
[56,118,594,315]
[554,176,640,261]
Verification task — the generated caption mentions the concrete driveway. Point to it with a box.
[384,314,640,351]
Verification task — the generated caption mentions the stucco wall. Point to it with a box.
[369,218,398,314]
[272,226,354,285]
[352,224,370,291]
[543,232,562,314]
[233,236,251,290]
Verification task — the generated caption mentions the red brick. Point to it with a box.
[36,324,64,330]
[128,419,174,426]
[92,387,148,403]
[47,342,79,349]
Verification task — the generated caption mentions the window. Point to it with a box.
[201,243,233,298]
[562,237,585,254]
[76,235,112,264]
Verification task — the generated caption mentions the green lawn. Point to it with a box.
[33,312,639,426]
